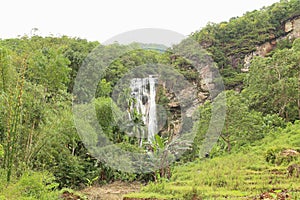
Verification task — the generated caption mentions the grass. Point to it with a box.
[124,122,300,199]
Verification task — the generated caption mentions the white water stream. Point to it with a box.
[130,75,157,144]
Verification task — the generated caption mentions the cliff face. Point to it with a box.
[242,15,300,72]
[157,67,213,138]
[285,16,300,39]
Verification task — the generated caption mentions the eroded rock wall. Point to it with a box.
[242,15,300,72]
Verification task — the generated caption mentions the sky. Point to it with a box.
[1,0,279,43]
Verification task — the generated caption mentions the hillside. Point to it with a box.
[0,1,299,200]
[191,0,300,89]
[124,122,300,199]
[123,0,300,199]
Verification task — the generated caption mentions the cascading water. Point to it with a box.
[148,76,157,141]
[130,75,157,145]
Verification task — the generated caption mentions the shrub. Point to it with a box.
[1,171,60,200]
[265,148,300,166]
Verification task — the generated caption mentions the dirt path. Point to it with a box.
[80,181,141,200]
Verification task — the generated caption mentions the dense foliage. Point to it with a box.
[192,0,300,88]
[245,39,300,121]
[0,0,299,199]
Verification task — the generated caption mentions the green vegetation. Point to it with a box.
[245,39,300,121]
[0,0,299,199]
[125,0,300,199]
[126,122,300,199]
[0,35,195,198]
[192,0,300,89]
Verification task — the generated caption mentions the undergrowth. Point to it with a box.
[124,122,300,199]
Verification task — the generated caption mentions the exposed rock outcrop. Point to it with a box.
[285,15,300,39]
[242,15,300,72]
[280,149,300,157]
[157,63,216,138]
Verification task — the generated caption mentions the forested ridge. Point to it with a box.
[192,0,300,88]
[0,0,300,199]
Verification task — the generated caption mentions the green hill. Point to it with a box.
[124,0,300,199]
[125,121,300,199]
[0,1,300,200]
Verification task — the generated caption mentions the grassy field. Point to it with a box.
[124,122,300,199]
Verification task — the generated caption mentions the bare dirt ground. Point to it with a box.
[80,181,142,200]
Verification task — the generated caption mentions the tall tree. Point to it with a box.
[245,38,300,121]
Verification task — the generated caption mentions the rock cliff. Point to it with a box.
[242,15,300,72]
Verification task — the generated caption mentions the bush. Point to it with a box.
[1,171,60,200]
[265,148,300,166]
[265,148,279,164]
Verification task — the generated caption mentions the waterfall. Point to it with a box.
[148,76,157,141]
[130,75,157,144]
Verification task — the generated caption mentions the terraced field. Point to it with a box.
[124,125,300,200]
[125,157,299,199]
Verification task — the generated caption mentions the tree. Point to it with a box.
[245,38,300,121]
[27,47,71,95]
[193,91,265,154]
[95,97,124,143]
[96,79,112,98]
[0,49,27,182]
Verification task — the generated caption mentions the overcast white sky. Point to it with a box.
[1,0,279,43]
